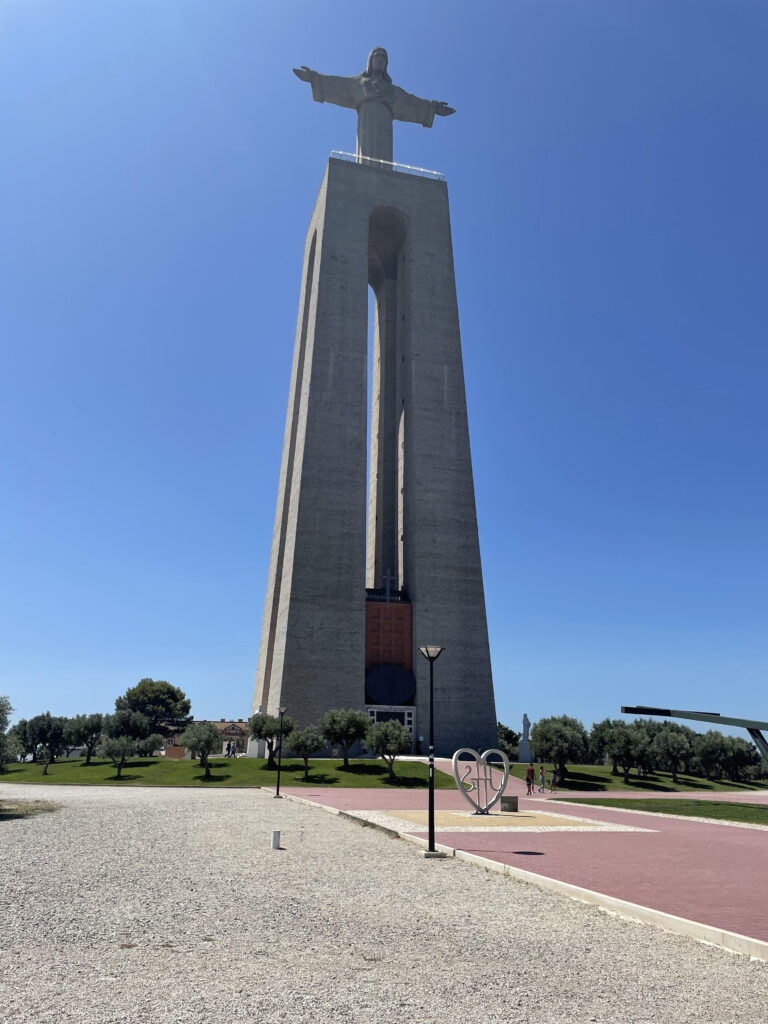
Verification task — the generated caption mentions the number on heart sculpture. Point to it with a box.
[451,748,510,814]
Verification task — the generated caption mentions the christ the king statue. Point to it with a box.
[293,47,455,164]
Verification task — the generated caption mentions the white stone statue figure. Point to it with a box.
[293,47,455,164]
[519,713,533,764]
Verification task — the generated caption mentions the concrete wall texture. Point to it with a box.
[253,157,497,756]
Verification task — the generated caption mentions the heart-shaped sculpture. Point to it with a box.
[452,748,510,814]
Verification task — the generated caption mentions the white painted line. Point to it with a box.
[346,808,653,834]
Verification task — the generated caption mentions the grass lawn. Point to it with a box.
[563,797,768,826]
[504,762,768,793]
[0,757,456,789]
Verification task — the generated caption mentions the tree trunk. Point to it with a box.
[611,758,618,776]
[303,757,309,781]
[116,759,124,779]
[202,756,211,779]
[42,760,49,776]
[558,760,567,781]
[623,765,630,782]
[386,757,395,781]
[266,740,277,771]
[342,747,349,769]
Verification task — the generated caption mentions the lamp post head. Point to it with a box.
[278,707,286,716]
[419,645,444,663]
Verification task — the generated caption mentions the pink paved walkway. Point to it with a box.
[282,781,768,943]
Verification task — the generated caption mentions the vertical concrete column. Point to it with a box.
[253,165,370,721]
[401,182,497,754]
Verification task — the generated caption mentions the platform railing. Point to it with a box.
[330,150,445,181]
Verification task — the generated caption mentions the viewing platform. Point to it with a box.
[330,150,445,180]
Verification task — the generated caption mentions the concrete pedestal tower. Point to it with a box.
[251,49,497,756]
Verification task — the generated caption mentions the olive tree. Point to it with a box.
[0,732,22,770]
[0,696,11,733]
[22,713,56,765]
[99,711,162,779]
[8,718,40,762]
[320,709,369,767]
[248,713,294,770]
[365,720,412,781]
[632,725,654,777]
[0,696,20,771]
[530,715,588,780]
[692,730,727,780]
[721,736,759,781]
[651,727,690,783]
[605,723,638,783]
[64,713,104,766]
[34,713,69,775]
[99,736,137,779]
[287,726,325,781]
[589,718,625,773]
[177,722,221,780]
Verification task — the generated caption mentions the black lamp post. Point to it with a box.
[419,645,444,854]
[274,706,286,799]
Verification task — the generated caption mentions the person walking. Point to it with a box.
[538,766,546,793]
[549,768,558,794]
[525,762,535,796]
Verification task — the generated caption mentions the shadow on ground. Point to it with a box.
[263,763,433,788]
[0,800,58,821]
[336,764,433,787]
[556,771,768,793]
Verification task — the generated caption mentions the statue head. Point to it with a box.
[363,47,391,82]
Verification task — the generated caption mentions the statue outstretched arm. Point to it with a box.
[292,66,359,110]
[391,86,456,128]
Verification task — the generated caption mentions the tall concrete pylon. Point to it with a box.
[251,51,497,756]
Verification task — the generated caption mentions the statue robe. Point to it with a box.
[308,72,439,163]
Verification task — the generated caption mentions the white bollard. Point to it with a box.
[271,830,280,849]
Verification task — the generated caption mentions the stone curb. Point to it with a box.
[267,787,768,963]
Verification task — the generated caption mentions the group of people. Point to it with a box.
[524,762,558,795]
[224,741,239,758]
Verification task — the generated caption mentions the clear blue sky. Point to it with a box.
[1,1,766,737]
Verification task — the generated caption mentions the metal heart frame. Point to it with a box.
[452,748,510,814]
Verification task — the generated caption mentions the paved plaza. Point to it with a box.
[2,782,767,1024]
[287,763,768,953]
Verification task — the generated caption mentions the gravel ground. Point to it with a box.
[1,784,766,1024]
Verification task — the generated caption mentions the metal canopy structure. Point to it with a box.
[621,705,768,763]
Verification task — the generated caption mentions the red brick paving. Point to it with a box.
[282,773,768,942]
